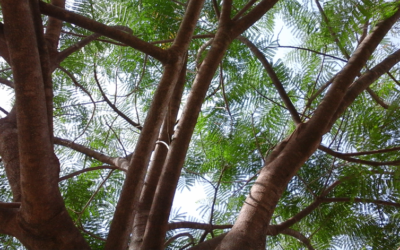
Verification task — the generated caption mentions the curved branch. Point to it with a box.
[270,175,354,234]
[238,36,301,124]
[57,33,101,64]
[276,45,348,62]
[38,1,168,63]
[168,221,232,231]
[341,146,400,157]
[0,106,9,115]
[164,233,195,248]
[59,165,125,181]
[314,0,351,59]
[329,48,400,129]
[58,66,97,140]
[0,202,21,208]
[310,7,400,134]
[366,87,389,109]
[54,137,130,170]
[232,0,280,37]
[321,197,400,208]
[280,228,315,250]
[57,26,132,65]
[319,144,400,166]
[0,77,14,88]
[232,0,258,21]
[93,65,142,130]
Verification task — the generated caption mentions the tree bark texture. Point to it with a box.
[0,1,89,249]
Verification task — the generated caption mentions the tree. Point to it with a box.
[0,0,399,249]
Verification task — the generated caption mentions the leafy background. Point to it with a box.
[1,0,400,249]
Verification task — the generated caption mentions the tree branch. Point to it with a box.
[54,137,130,170]
[0,106,9,115]
[0,77,14,88]
[232,0,280,37]
[58,66,97,140]
[188,233,228,250]
[38,1,169,63]
[55,25,133,66]
[309,7,400,134]
[238,36,302,124]
[232,0,258,21]
[276,45,348,63]
[280,228,315,250]
[59,165,125,182]
[212,0,220,19]
[0,22,11,63]
[56,33,101,64]
[44,0,65,53]
[321,197,400,208]
[329,48,400,128]
[314,0,350,59]
[164,233,195,248]
[366,87,389,109]
[130,55,188,249]
[106,1,206,248]
[0,202,21,208]
[270,175,354,234]
[340,145,400,157]
[1,0,63,222]
[318,145,400,166]
[93,64,143,130]
[168,221,232,231]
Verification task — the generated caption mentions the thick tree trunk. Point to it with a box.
[130,56,187,249]
[0,1,89,249]
[105,1,206,249]
[138,2,238,247]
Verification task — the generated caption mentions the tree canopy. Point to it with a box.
[0,0,400,249]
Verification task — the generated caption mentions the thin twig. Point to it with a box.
[93,62,142,130]
[251,113,265,163]
[276,45,347,62]
[220,63,232,120]
[58,66,97,141]
[59,165,125,182]
[366,87,389,109]
[232,0,258,21]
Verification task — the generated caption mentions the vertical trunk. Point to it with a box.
[0,1,89,249]
[130,57,187,249]
[105,1,206,249]
[45,0,65,53]
[139,21,234,250]
[30,0,55,145]
[2,0,62,223]
[105,60,185,250]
